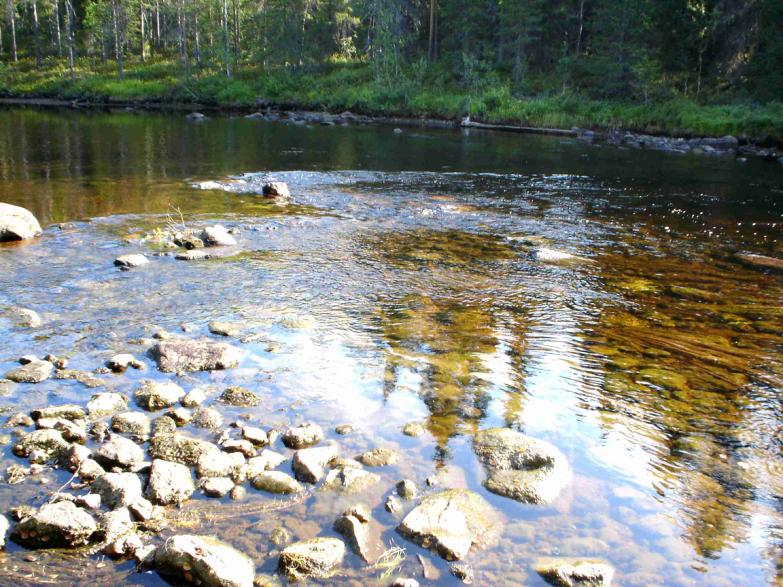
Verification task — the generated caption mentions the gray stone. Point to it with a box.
[114,254,149,268]
[201,226,237,247]
[87,393,129,417]
[533,558,615,587]
[322,467,380,494]
[279,537,345,580]
[385,495,403,514]
[241,426,268,445]
[473,427,570,504]
[181,387,208,407]
[99,507,134,544]
[292,444,338,484]
[135,380,186,411]
[106,353,144,372]
[451,562,474,584]
[36,417,87,443]
[219,386,260,407]
[402,422,426,437]
[531,248,579,263]
[0,203,42,241]
[150,433,221,466]
[147,459,195,505]
[10,501,97,548]
[251,471,303,494]
[262,182,290,198]
[150,339,242,372]
[201,477,235,497]
[111,412,151,440]
[156,534,255,587]
[13,428,68,462]
[6,411,33,426]
[209,320,242,336]
[357,447,398,467]
[243,450,286,478]
[221,438,256,458]
[6,307,42,328]
[0,514,9,549]
[31,404,86,421]
[166,407,192,426]
[391,579,420,587]
[396,479,417,500]
[396,489,500,561]
[6,360,54,383]
[335,424,354,435]
[334,506,376,563]
[282,423,324,449]
[152,416,178,436]
[95,435,146,469]
[78,459,106,482]
[197,450,245,479]
[192,407,224,429]
[175,249,211,261]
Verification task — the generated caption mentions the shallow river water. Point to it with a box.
[0,107,782,586]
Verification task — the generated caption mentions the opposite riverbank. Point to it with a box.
[2,60,783,148]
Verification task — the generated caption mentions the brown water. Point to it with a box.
[0,106,782,586]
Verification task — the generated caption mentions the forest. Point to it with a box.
[1,0,783,140]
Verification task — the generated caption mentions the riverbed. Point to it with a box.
[0,106,782,586]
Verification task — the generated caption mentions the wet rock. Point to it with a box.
[0,203,42,241]
[6,307,42,328]
[219,386,260,407]
[402,422,426,437]
[128,497,161,522]
[78,459,106,482]
[473,427,570,505]
[192,407,224,429]
[150,433,221,466]
[31,404,86,421]
[262,182,290,198]
[147,459,195,505]
[186,112,208,122]
[396,479,417,500]
[334,505,375,563]
[385,495,403,514]
[6,464,28,484]
[150,339,242,372]
[105,532,144,558]
[166,407,192,426]
[99,507,134,544]
[156,534,255,587]
[54,369,105,388]
[152,415,178,436]
[209,321,242,338]
[201,226,237,247]
[251,471,303,494]
[175,249,211,261]
[6,412,34,427]
[282,423,324,449]
[36,417,87,443]
[391,579,420,587]
[243,450,286,477]
[357,448,399,467]
[62,443,92,468]
[114,254,149,268]
[5,360,54,383]
[0,514,9,549]
[241,426,268,445]
[135,380,186,411]
[19,354,38,364]
[13,429,68,462]
[335,424,354,435]
[322,467,380,493]
[201,477,234,497]
[270,526,292,547]
[87,393,129,417]
[292,444,339,484]
[197,450,245,479]
[10,501,97,548]
[182,387,208,407]
[111,412,151,440]
[735,252,783,272]
[106,353,144,372]
[230,486,246,501]
[95,435,146,469]
[279,537,345,580]
[450,562,474,584]
[531,248,579,263]
[43,353,68,369]
[396,489,500,561]
[533,558,615,587]
[221,439,257,458]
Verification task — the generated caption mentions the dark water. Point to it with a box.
[0,107,782,586]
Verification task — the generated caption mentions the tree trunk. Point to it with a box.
[31,0,41,67]
[232,0,238,68]
[64,0,74,74]
[139,0,145,62]
[193,0,200,73]
[575,0,585,56]
[222,0,230,77]
[53,0,62,57]
[111,0,124,79]
[514,32,524,86]
[427,0,437,61]
[6,0,17,62]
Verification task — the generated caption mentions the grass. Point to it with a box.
[2,58,782,143]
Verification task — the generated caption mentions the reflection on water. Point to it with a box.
[0,107,782,585]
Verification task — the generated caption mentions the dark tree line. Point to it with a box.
[1,0,782,100]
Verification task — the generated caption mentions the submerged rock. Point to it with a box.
[155,534,255,587]
[150,339,242,373]
[533,558,615,587]
[396,489,500,561]
[396,479,417,500]
[282,423,324,449]
[219,386,260,407]
[334,505,376,563]
[472,427,570,504]
[322,467,380,493]
[88,393,129,417]
[0,203,42,241]
[402,422,426,437]
[175,249,211,261]
[5,360,54,383]
[262,182,290,198]
[135,380,186,411]
[279,537,345,580]
[357,447,399,467]
[10,501,97,548]
[6,307,42,328]
[251,471,303,494]
[292,444,338,484]
[114,254,149,268]
[147,459,195,505]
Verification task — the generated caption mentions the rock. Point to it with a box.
[357,447,399,467]
[251,471,303,494]
[473,427,570,504]
[0,380,17,396]
[128,497,158,522]
[166,407,192,426]
[402,422,426,437]
[106,353,144,372]
[243,450,286,477]
[147,459,195,505]
[175,249,211,261]
[78,459,106,482]
[19,354,38,364]
[150,433,221,466]
[735,252,783,272]
[176,233,206,249]
[192,407,224,429]
[6,411,34,426]
[135,380,186,411]
[197,450,245,479]
[152,415,178,436]
[36,417,87,443]
[396,489,500,561]
[0,203,42,241]
[134,543,158,566]
[31,404,86,421]
[397,479,417,500]
[292,444,338,484]
[279,537,345,580]
[114,254,149,268]
[531,248,579,263]
[201,226,237,247]
[209,321,242,337]
[230,486,246,500]
[282,423,324,449]
[385,495,403,514]
[6,307,42,328]
[10,501,97,548]
[334,506,375,562]
[5,360,54,383]
[62,443,92,469]
[43,353,68,369]
[150,339,242,372]
[335,424,354,435]
[391,579,420,587]
[533,558,615,587]
[186,112,207,122]
[95,435,146,469]
[54,368,105,388]
[74,493,102,510]
[182,387,208,407]
[156,534,255,587]
[241,426,268,445]
[451,562,474,584]
[105,532,144,558]
[111,412,151,440]
[99,507,134,544]
[87,393,129,417]
[322,467,380,493]
[201,477,235,497]
[13,429,68,462]
[261,182,290,198]
[0,515,9,549]
[221,438,257,458]
[219,386,260,407]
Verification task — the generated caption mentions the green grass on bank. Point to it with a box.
[2,59,783,143]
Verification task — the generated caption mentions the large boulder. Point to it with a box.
[147,459,195,505]
[396,489,500,561]
[534,558,615,587]
[135,380,186,411]
[473,428,570,504]
[10,501,97,548]
[155,535,255,587]
[150,339,243,373]
[279,537,345,580]
[0,203,42,241]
